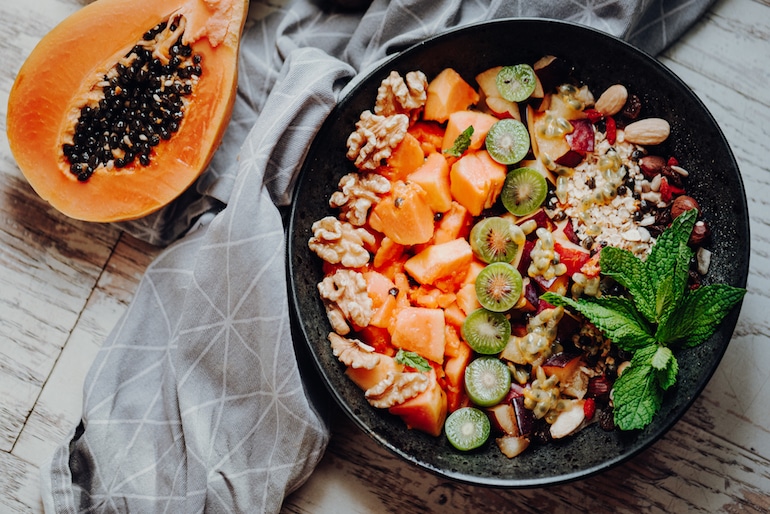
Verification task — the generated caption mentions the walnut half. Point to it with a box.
[364,370,429,408]
[317,269,373,335]
[346,110,409,171]
[374,70,428,122]
[328,332,380,370]
[329,172,391,226]
[308,216,374,268]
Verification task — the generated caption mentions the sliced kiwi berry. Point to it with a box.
[461,308,511,354]
[475,262,522,312]
[469,216,524,264]
[496,64,537,102]
[464,357,512,407]
[485,119,530,165]
[444,407,491,451]
[501,166,549,216]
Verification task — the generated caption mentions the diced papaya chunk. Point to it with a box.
[424,68,480,123]
[381,132,425,182]
[444,338,472,413]
[462,258,487,286]
[432,201,473,245]
[443,301,466,328]
[365,271,398,329]
[455,282,481,316]
[355,325,397,356]
[346,354,404,391]
[409,120,446,155]
[441,110,499,153]
[408,152,452,213]
[390,307,446,364]
[369,180,435,245]
[372,236,406,270]
[388,369,448,437]
[444,338,472,390]
[404,237,473,287]
[449,150,507,216]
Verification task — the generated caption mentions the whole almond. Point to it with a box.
[595,84,628,116]
[622,118,670,145]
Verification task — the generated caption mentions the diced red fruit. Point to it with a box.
[588,375,612,401]
[553,239,591,276]
[541,352,584,385]
[531,273,569,296]
[487,402,519,436]
[659,176,687,203]
[555,311,582,346]
[605,116,617,145]
[566,119,595,154]
[511,395,535,436]
[516,239,536,277]
[667,156,679,166]
[522,279,540,310]
[583,108,603,124]
[561,219,580,245]
[554,150,584,168]
[583,398,596,420]
[517,208,556,234]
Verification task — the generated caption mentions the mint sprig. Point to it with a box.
[543,209,746,431]
[443,126,474,157]
[395,349,432,372]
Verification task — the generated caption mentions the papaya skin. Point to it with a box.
[6,0,249,222]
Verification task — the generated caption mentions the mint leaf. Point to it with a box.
[545,209,746,432]
[541,293,656,351]
[612,345,663,430]
[394,349,432,372]
[651,346,678,390]
[599,246,656,323]
[645,209,696,322]
[655,283,746,347]
[443,126,474,157]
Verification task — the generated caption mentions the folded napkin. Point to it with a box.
[41,0,714,512]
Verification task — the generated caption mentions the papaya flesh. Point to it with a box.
[6,0,249,222]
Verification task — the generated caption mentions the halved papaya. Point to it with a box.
[6,0,249,222]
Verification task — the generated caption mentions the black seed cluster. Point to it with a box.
[63,20,202,182]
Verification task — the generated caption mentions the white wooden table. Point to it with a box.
[2,0,769,512]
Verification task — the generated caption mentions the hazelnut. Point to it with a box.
[689,220,710,245]
[638,155,666,178]
[670,195,700,219]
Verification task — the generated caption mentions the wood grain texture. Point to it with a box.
[1,0,769,512]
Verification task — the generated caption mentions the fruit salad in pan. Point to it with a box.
[308,57,745,457]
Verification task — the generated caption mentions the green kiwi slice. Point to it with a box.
[469,216,523,264]
[501,166,549,216]
[485,119,530,165]
[475,262,522,312]
[464,357,512,407]
[444,407,490,451]
[461,308,511,354]
[496,64,537,102]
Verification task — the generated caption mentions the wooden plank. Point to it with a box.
[283,409,770,514]
[661,0,770,107]
[13,233,161,468]
[0,450,44,514]
[0,172,121,451]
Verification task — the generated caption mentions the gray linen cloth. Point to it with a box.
[41,0,714,512]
